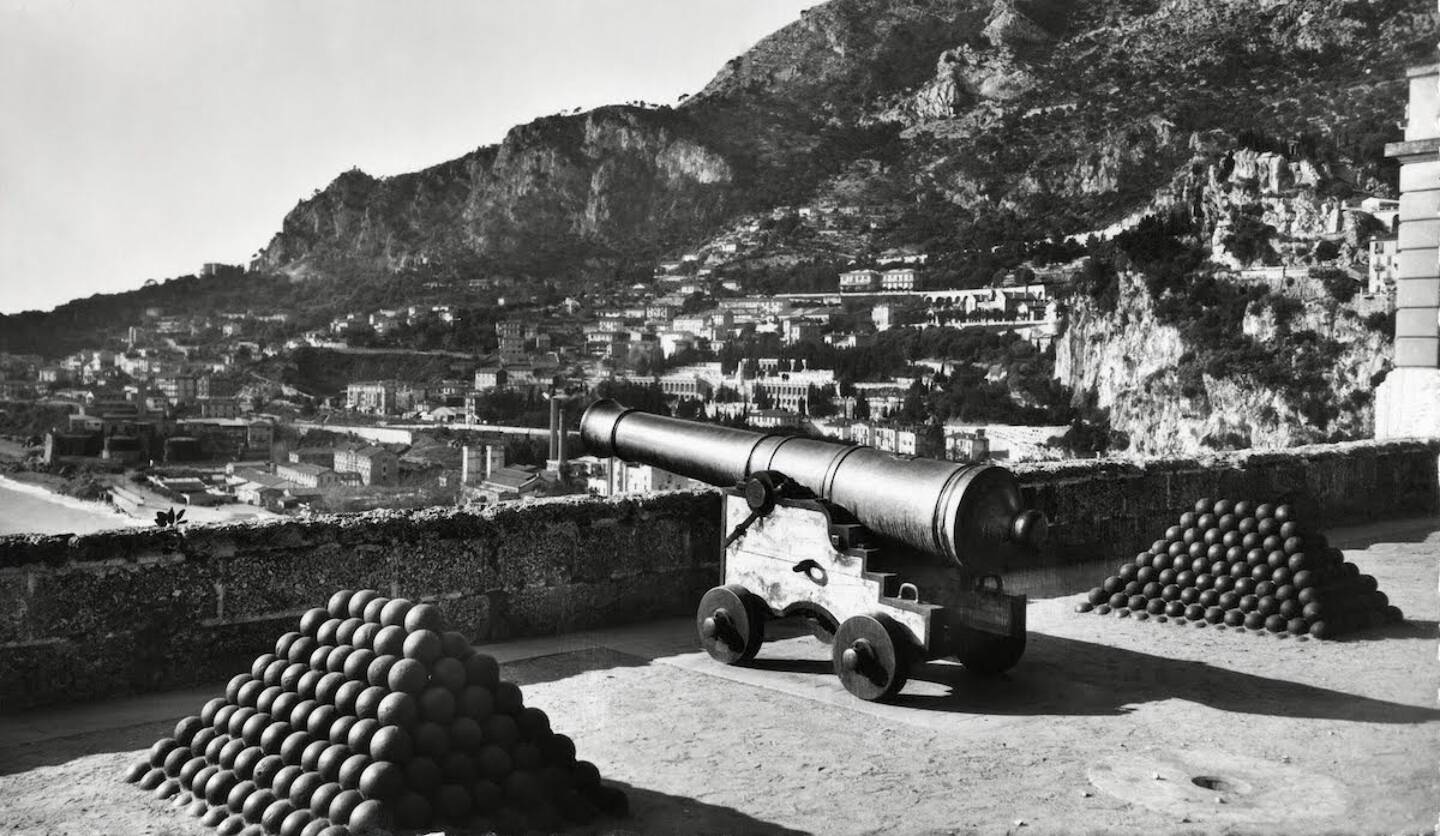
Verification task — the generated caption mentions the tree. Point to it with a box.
[852,396,871,420]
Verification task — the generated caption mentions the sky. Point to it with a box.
[0,0,815,315]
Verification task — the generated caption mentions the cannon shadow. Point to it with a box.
[887,632,1440,723]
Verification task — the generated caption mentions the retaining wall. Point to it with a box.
[0,438,1434,713]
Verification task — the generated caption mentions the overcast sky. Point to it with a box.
[0,0,814,315]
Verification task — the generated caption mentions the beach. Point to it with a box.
[0,474,145,536]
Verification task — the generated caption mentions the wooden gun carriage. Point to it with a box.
[580,399,1048,702]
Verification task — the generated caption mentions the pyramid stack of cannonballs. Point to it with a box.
[1076,498,1403,639]
[124,589,627,835]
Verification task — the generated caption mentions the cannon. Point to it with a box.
[580,399,1048,702]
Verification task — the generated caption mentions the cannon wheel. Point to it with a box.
[696,585,766,664]
[832,613,913,702]
[954,629,1026,676]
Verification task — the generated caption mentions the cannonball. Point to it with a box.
[138,766,166,790]
[1286,617,1308,636]
[1086,588,1106,606]
[369,726,413,762]
[251,755,284,789]
[205,731,232,762]
[1223,609,1245,627]
[1134,567,1154,586]
[366,655,398,688]
[1250,563,1270,582]
[343,648,377,683]
[261,799,297,834]
[238,713,270,749]
[1202,530,1221,549]
[201,698,229,726]
[282,663,310,693]
[334,680,367,716]
[414,721,450,759]
[237,679,266,705]
[227,778,259,813]
[1254,580,1275,599]
[1196,513,1216,531]
[234,745,266,780]
[388,659,428,695]
[394,792,433,829]
[174,715,205,748]
[228,707,258,739]
[1145,598,1165,615]
[1257,596,1279,617]
[352,622,381,651]
[347,718,380,754]
[1186,541,1205,560]
[512,742,543,772]
[221,736,250,769]
[1165,524,1184,541]
[300,736,329,771]
[204,808,234,829]
[1386,605,1405,623]
[163,745,192,777]
[206,769,240,806]
[1178,589,1199,608]
[1358,573,1378,593]
[327,590,354,618]
[300,607,329,637]
[1218,513,1237,532]
[325,647,353,676]
[431,657,468,692]
[277,730,309,771]
[1196,589,1218,608]
[1229,562,1249,579]
[149,737,180,768]
[348,799,387,833]
[299,819,331,836]
[437,782,474,821]
[493,682,523,715]
[288,636,318,665]
[1124,594,1145,613]
[1203,606,1223,624]
[472,779,503,813]
[328,788,364,825]
[477,744,513,782]
[1213,575,1234,593]
[185,798,207,817]
[227,673,253,704]
[440,751,478,785]
[1195,573,1213,591]
[1238,518,1258,537]
[306,705,338,741]
[447,716,482,752]
[347,589,380,619]
[1222,533,1241,551]
[308,782,343,818]
[485,714,522,748]
[1218,591,1239,610]
[288,771,326,809]
[1255,503,1275,521]
[1265,549,1287,570]
[1161,546,1181,564]
[1179,511,1198,529]
[315,672,347,705]
[318,744,352,783]
[309,646,334,673]
[254,685,281,715]
[361,596,389,625]
[1264,614,1287,633]
[1273,504,1292,523]
[1183,603,1204,621]
[1075,602,1093,613]
[378,598,412,628]
[279,808,315,836]
[1096,604,1111,615]
[372,625,406,658]
[316,618,342,647]
[1139,581,1160,599]
[1209,560,1227,578]
[359,761,405,801]
[1164,600,1185,618]
[1278,599,1300,619]
[1243,611,1266,630]
[403,629,443,666]
[1159,584,1179,602]
[1148,541,1168,559]
[154,778,183,799]
[338,753,372,791]
[457,685,495,720]
[271,765,304,800]
[1175,571,1194,588]
[1234,577,1255,596]
[405,603,446,633]
[336,619,364,647]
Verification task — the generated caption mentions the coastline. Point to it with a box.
[0,473,148,535]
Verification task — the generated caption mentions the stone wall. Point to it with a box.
[1013,438,1440,565]
[0,491,722,714]
[0,438,1435,713]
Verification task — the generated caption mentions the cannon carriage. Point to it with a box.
[580,399,1049,702]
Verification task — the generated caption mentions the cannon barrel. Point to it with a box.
[580,399,1047,573]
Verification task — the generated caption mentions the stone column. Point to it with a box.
[1375,59,1440,438]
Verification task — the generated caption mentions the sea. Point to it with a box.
[0,475,145,536]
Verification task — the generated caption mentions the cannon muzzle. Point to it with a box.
[580,399,1046,573]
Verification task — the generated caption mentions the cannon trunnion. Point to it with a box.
[580,399,1046,702]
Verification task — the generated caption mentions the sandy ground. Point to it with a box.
[0,516,1436,835]
[108,477,283,527]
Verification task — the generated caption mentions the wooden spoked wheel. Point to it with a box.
[696,585,766,664]
[832,613,913,702]
[954,627,1026,676]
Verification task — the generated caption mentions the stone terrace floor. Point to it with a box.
[1,516,1437,835]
